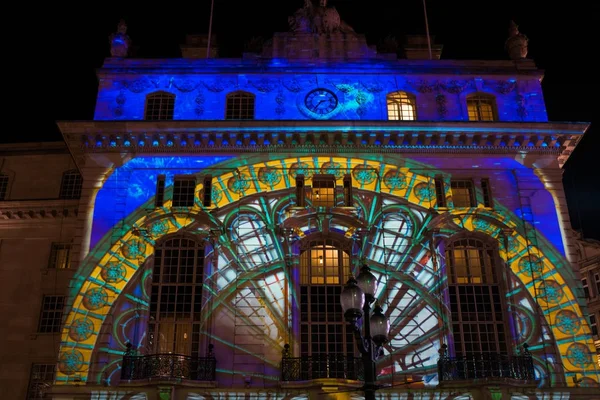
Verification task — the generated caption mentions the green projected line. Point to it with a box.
[124,294,149,307]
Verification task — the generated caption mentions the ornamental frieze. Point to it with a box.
[485,79,517,94]
[171,79,200,93]
[248,78,278,93]
[408,79,472,94]
[202,79,237,92]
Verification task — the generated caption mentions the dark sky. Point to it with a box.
[20,0,600,239]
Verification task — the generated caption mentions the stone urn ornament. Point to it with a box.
[109,19,131,57]
[505,20,528,60]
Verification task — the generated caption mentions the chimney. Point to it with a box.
[180,34,218,58]
[402,35,443,60]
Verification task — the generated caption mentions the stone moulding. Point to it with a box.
[0,199,79,220]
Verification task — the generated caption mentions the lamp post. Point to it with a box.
[340,264,390,400]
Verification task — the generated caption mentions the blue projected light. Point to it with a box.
[90,156,234,248]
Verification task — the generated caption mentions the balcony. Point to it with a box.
[120,353,216,382]
[438,349,535,382]
[281,354,364,381]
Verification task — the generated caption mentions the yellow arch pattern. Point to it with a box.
[55,156,598,385]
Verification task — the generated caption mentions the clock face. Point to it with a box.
[304,89,338,115]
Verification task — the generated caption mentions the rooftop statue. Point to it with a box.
[288,0,355,34]
[504,20,528,60]
[109,19,131,57]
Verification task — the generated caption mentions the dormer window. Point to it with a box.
[145,91,175,120]
[466,93,497,121]
[225,91,255,120]
[386,91,417,121]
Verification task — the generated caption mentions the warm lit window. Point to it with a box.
[446,238,508,357]
[48,243,72,269]
[466,93,497,121]
[145,92,175,120]
[59,169,82,199]
[38,295,65,333]
[451,180,475,207]
[172,176,196,207]
[311,175,336,208]
[225,91,255,120]
[0,174,9,200]
[148,237,204,356]
[387,91,417,121]
[27,364,55,400]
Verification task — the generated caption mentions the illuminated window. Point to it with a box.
[299,240,353,361]
[0,174,9,200]
[38,295,65,333]
[27,364,55,400]
[172,176,196,207]
[148,237,204,356]
[445,238,508,357]
[59,169,82,199]
[466,93,497,121]
[48,243,72,269]
[225,91,255,120]
[451,180,475,207]
[386,91,417,121]
[311,175,336,208]
[145,91,175,120]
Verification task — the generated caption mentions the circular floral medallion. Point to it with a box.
[227,174,251,194]
[413,182,436,201]
[352,165,377,185]
[121,239,146,260]
[149,220,169,237]
[58,349,84,375]
[554,310,581,335]
[82,287,108,310]
[566,343,593,367]
[518,255,544,277]
[383,169,408,191]
[320,162,344,179]
[289,162,314,179]
[100,262,126,284]
[537,280,564,304]
[472,217,492,231]
[258,167,282,186]
[69,317,95,342]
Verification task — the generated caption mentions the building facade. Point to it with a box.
[1,2,599,399]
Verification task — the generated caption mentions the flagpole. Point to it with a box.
[207,0,215,59]
[422,0,433,60]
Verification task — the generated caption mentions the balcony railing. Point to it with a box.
[121,353,216,381]
[281,353,364,381]
[438,345,535,382]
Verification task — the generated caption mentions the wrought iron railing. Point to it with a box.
[121,353,216,381]
[281,353,364,381]
[437,345,535,382]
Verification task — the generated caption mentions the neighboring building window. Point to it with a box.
[59,169,82,199]
[155,175,166,207]
[590,315,598,337]
[300,240,352,360]
[172,176,196,207]
[145,91,175,120]
[451,180,476,207]
[582,278,590,299]
[48,243,72,269]
[225,91,255,120]
[311,175,336,208]
[466,93,497,121]
[148,237,204,356]
[27,364,55,400]
[387,91,417,121]
[434,176,446,207]
[446,238,508,357]
[481,178,493,208]
[0,174,9,200]
[38,295,65,333]
[594,272,600,296]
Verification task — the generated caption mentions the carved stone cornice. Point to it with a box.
[0,199,79,221]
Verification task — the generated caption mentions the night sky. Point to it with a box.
[20,0,599,239]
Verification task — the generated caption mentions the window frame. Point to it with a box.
[386,90,418,121]
[225,91,256,120]
[466,92,498,122]
[59,169,82,199]
[144,91,176,121]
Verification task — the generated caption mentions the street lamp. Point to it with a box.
[340,264,390,400]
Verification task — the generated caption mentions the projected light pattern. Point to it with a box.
[56,156,599,388]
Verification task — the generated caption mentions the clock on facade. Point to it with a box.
[304,88,339,115]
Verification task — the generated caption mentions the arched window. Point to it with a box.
[0,174,9,200]
[445,237,508,357]
[145,91,175,120]
[225,91,255,120]
[386,91,417,121]
[466,93,497,121]
[59,169,82,199]
[148,237,205,356]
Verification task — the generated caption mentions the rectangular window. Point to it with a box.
[225,93,255,120]
[451,180,475,207]
[434,176,446,207]
[311,175,336,208]
[155,175,166,207]
[48,243,72,269]
[296,175,306,207]
[27,364,55,400]
[582,278,590,299]
[38,295,65,333]
[172,176,196,207]
[0,175,8,200]
[594,272,600,296]
[343,174,353,207]
[481,178,493,208]
[589,315,597,337]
